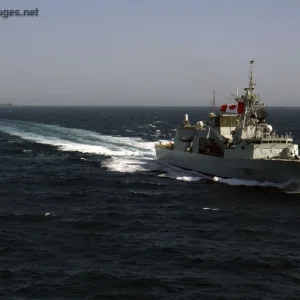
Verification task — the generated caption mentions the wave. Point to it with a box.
[155,162,204,182]
[0,120,155,157]
[212,176,300,193]
[0,119,157,173]
[0,120,206,179]
[0,120,187,178]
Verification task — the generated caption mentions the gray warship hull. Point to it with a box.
[155,60,300,184]
[155,146,300,183]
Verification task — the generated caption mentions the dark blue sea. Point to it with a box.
[0,106,300,300]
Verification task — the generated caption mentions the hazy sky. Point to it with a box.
[0,0,299,106]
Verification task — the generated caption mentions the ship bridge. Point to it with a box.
[211,113,240,140]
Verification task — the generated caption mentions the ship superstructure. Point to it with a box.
[155,60,300,183]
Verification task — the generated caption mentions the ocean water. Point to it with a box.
[0,106,300,300]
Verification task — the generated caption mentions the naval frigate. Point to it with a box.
[155,60,300,183]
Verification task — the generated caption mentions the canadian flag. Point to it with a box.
[220,101,245,114]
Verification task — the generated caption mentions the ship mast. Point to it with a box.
[240,60,258,129]
[213,89,215,114]
[249,59,255,91]
[241,60,258,108]
[232,60,269,141]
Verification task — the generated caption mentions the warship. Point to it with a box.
[155,60,300,183]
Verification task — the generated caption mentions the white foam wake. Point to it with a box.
[0,120,156,173]
[212,176,300,193]
[0,120,208,178]
[102,157,158,173]
[156,162,204,182]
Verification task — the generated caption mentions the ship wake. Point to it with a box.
[0,120,206,178]
[0,120,157,173]
[156,162,204,182]
[212,176,300,193]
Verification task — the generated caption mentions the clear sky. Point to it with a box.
[0,0,299,106]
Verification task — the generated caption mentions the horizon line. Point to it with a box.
[7,104,300,108]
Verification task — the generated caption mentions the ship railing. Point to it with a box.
[253,132,293,141]
[268,132,293,139]
[267,157,300,162]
